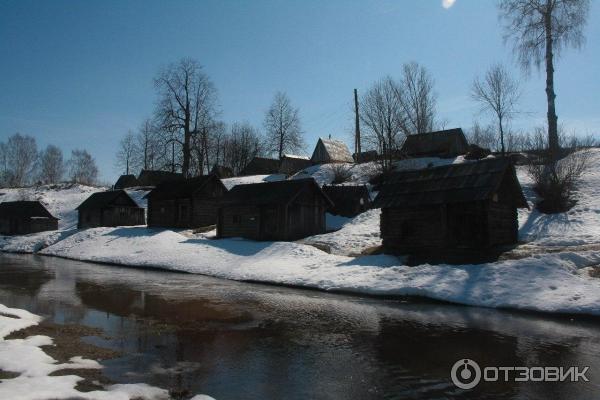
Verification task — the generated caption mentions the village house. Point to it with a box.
[400,128,469,158]
[279,154,312,176]
[137,169,183,187]
[114,174,140,189]
[146,174,227,229]
[77,190,145,229]
[0,201,59,235]
[311,137,354,164]
[217,178,332,241]
[322,185,371,217]
[239,157,281,176]
[374,158,528,254]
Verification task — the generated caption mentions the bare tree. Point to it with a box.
[68,149,98,185]
[264,92,304,159]
[396,62,437,135]
[135,118,161,171]
[153,58,218,177]
[38,145,64,184]
[466,121,499,151]
[471,64,521,155]
[360,77,404,170]
[499,0,590,159]
[116,131,137,175]
[3,133,38,187]
[223,122,265,174]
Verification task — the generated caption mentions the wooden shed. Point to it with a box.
[77,190,145,229]
[137,170,183,187]
[239,157,281,176]
[279,154,312,176]
[114,174,140,189]
[146,174,227,229]
[400,128,469,158]
[322,185,371,217]
[373,158,528,254]
[311,138,354,164]
[217,178,332,241]
[0,201,58,235]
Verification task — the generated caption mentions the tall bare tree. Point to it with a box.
[264,92,304,159]
[154,58,218,177]
[396,62,437,135]
[4,133,38,187]
[360,77,404,170]
[68,149,98,185]
[499,0,590,159]
[223,122,265,174]
[135,118,161,171]
[116,131,137,175]
[38,145,65,184]
[471,64,521,155]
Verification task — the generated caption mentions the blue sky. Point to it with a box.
[0,0,598,182]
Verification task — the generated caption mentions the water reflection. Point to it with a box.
[1,253,600,399]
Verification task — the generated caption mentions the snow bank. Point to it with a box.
[0,303,214,400]
[221,174,286,190]
[291,161,380,186]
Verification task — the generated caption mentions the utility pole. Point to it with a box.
[354,88,361,163]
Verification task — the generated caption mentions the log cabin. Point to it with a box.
[239,157,281,176]
[400,128,469,158]
[77,190,145,229]
[322,185,371,217]
[278,154,312,176]
[217,178,333,241]
[0,201,59,235]
[373,158,528,254]
[146,174,227,229]
[114,174,140,189]
[137,170,183,187]
[311,137,354,164]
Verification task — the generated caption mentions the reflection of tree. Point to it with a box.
[0,257,53,297]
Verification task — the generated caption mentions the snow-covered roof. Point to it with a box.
[311,138,354,163]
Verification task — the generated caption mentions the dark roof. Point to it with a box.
[114,174,140,189]
[322,185,370,200]
[210,165,234,178]
[77,190,141,210]
[373,158,528,209]
[279,155,312,175]
[353,150,379,162]
[400,128,469,158]
[0,201,58,220]
[146,174,225,200]
[221,178,333,207]
[137,170,184,186]
[239,157,281,176]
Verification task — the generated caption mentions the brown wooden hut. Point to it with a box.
[322,185,371,217]
[400,128,469,158]
[311,137,354,164]
[77,190,145,229]
[279,154,312,176]
[373,158,528,254]
[146,175,227,229]
[0,201,59,235]
[239,157,281,176]
[137,170,183,187]
[114,174,140,189]
[217,178,333,241]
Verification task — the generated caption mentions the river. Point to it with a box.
[1,253,600,399]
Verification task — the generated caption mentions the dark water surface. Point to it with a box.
[1,253,600,399]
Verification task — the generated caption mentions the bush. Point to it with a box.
[330,163,352,184]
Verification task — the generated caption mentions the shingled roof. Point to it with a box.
[279,154,312,175]
[239,157,281,176]
[221,178,333,207]
[137,170,183,186]
[0,201,58,219]
[146,174,226,200]
[311,138,354,163]
[400,128,469,158]
[114,174,140,189]
[77,190,140,210]
[373,158,528,209]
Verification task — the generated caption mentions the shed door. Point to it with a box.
[447,203,486,248]
[260,207,278,240]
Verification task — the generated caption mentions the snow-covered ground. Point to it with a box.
[2,149,600,316]
[0,303,214,400]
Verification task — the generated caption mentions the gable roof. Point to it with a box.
[137,170,184,186]
[373,158,528,209]
[114,174,140,189]
[0,201,58,220]
[77,190,141,210]
[279,155,312,175]
[311,138,354,163]
[146,174,226,200]
[239,157,281,176]
[400,128,469,158]
[221,178,333,207]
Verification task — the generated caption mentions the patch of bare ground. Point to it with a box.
[499,243,600,261]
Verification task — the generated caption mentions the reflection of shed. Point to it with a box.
[279,154,312,175]
[77,190,145,229]
[322,185,371,217]
[400,128,469,158]
[114,174,140,189]
[146,175,227,229]
[374,158,528,254]
[217,178,332,241]
[0,201,59,235]
[311,138,354,164]
[239,157,280,176]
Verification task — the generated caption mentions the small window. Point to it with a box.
[492,193,499,202]
[160,207,165,214]
[233,215,241,224]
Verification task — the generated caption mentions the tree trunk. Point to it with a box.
[182,113,191,177]
[499,116,505,156]
[545,11,559,161]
